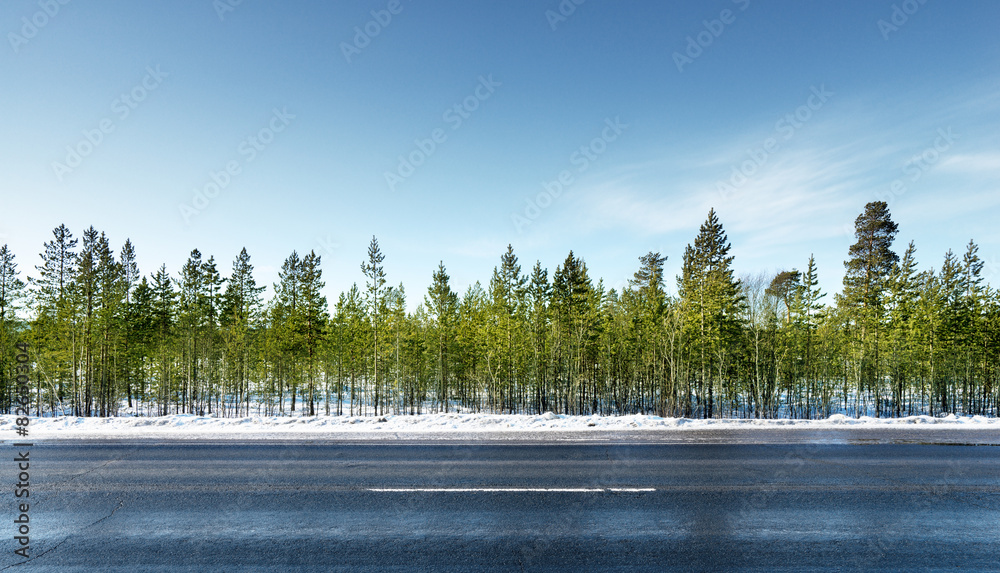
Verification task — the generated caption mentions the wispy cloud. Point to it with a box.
[565,81,999,247]
[570,135,879,239]
[938,152,1000,174]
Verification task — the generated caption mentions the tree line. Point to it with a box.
[1,202,998,419]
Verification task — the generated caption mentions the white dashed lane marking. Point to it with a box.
[368,487,657,493]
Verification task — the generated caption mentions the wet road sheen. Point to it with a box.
[5,437,1000,571]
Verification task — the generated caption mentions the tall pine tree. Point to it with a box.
[838,201,898,416]
[678,209,744,418]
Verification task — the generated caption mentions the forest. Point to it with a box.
[1,201,997,419]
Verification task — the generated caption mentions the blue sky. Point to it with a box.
[2,0,999,307]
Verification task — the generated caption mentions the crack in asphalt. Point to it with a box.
[0,536,71,570]
[51,447,141,488]
[0,498,126,570]
[87,497,126,529]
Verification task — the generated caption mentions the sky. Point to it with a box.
[2,0,999,309]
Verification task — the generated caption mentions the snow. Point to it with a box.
[2,411,998,440]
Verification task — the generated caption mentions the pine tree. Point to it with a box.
[938,249,966,413]
[552,251,594,414]
[457,282,489,411]
[221,248,264,416]
[629,252,669,414]
[959,240,986,413]
[794,255,826,328]
[0,245,24,327]
[400,296,428,415]
[150,265,176,415]
[73,227,102,415]
[425,262,458,413]
[527,262,551,413]
[630,252,668,313]
[360,236,388,414]
[201,256,224,414]
[335,283,368,416]
[838,201,898,416]
[677,209,744,418]
[93,231,122,416]
[177,249,207,414]
[385,282,407,415]
[0,245,26,412]
[31,224,78,315]
[5,218,1000,420]
[30,224,78,414]
[885,242,920,416]
[119,240,139,408]
[766,270,801,327]
[298,251,328,416]
[126,276,155,409]
[270,251,302,414]
[489,245,527,412]
[792,254,826,416]
[202,257,224,328]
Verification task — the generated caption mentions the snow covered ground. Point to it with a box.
[3,411,999,440]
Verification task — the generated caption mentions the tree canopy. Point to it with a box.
[3,203,998,419]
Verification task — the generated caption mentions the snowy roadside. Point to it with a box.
[3,412,999,440]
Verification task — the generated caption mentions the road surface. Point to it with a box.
[4,431,999,571]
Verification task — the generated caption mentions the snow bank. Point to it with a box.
[2,412,998,439]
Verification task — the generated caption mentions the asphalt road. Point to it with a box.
[4,432,1000,572]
